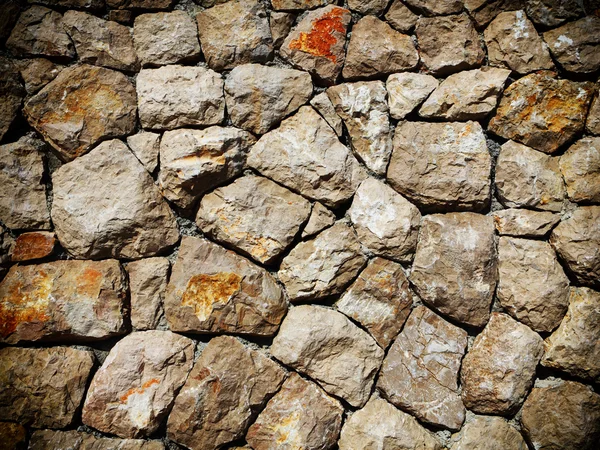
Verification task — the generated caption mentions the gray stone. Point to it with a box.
[310,92,343,135]
[301,202,336,239]
[126,257,170,330]
[386,72,438,120]
[126,131,160,174]
[449,415,528,450]
[492,208,560,237]
[559,137,600,204]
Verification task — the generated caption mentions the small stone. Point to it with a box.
[107,0,174,8]
[348,0,389,15]
[271,0,332,10]
[492,208,560,237]
[51,139,179,260]
[586,92,600,135]
[310,92,343,135]
[378,305,467,430]
[449,415,528,450]
[484,10,554,74]
[164,236,287,336]
[387,121,492,212]
[0,422,26,450]
[0,346,94,428]
[521,381,600,450]
[246,373,343,450]
[461,313,543,414]
[404,0,463,15]
[280,5,351,84]
[248,106,366,208]
[63,10,138,72]
[82,331,195,438]
[136,65,225,131]
[0,58,25,142]
[158,127,255,210]
[419,67,511,120]
[271,305,384,407]
[416,14,485,75]
[386,72,439,120]
[301,202,336,238]
[338,397,442,450]
[342,16,419,80]
[348,177,421,262]
[269,11,295,48]
[336,257,412,349]
[526,0,585,27]
[108,9,132,24]
[127,131,160,173]
[225,64,313,135]
[29,430,165,450]
[385,0,418,33]
[133,11,200,67]
[15,58,62,95]
[24,64,137,161]
[11,231,55,262]
[495,140,566,212]
[488,73,594,154]
[543,17,600,74]
[279,222,367,301]
[560,137,600,203]
[410,213,497,328]
[126,257,170,330]
[464,0,525,28]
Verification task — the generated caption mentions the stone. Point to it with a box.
[0,226,14,266]
[271,305,384,407]
[133,11,201,67]
[15,58,63,94]
[327,81,392,174]
[51,140,179,260]
[82,330,195,438]
[248,106,366,208]
[108,9,132,24]
[168,336,286,450]
[336,258,412,349]
[495,140,566,212]
[197,0,273,71]
[0,1,20,44]
[404,0,462,15]
[493,209,560,237]
[63,10,138,72]
[348,178,420,262]
[416,14,485,75]
[484,10,554,74]
[158,127,255,210]
[560,137,600,203]
[338,397,442,450]
[280,5,351,84]
[278,222,367,302]
[0,58,25,142]
[29,430,165,450]
[521,381,600,450]
[126,131,160,173]
[246,373,343,450]
[385,0,418,33]
[488,73,594,154]
[271,0,331,10]
[6,6,75,60]
[497,237,569,333]
[0,422,26,450]
[197,175,311,265]
[550,206,600,288]
[269,11,295,48]
[136,65,225,131]
[107,0,174,8]
[449,415,528,450]
[387,121,492,212]
[348,0,389,15]
[419,67,511,120]
[0,137,50,230]
[587,93,600,135]
[542,287,600,382]
[0,346,94,428]
[310,92,343,135]
[302,202,336,238]
[225,64,313,135]
[386,72,438,120]
[11,231,55,262]
[342,16,419,80]
[33,0,105,8]
[461,313,543,414]
[410,213,497,328]
[378,306,467,430]
[164,236,287,336]
[464,0,525,28]
[126,257,170,330]
[543,17,600,74]
[24,64,137,162]
[527,0,585,27]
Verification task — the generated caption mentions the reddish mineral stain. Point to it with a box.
[11,232,56,262]
[289,8,348,63]
[76,267,103,298]
[182,272,242,321]
[120,378,160,403]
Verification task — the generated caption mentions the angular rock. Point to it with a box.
[461,313,543,414]
[404,0,462,15]
[82,331,195,439]
[270,12,295,49]
[410,213,497,328]
[348,0,389,15]
[489,73,594,154]
[107,0,174,8]
[493,208,560,237]
[387,121,492,212]
[385,0,419,33]
[0,346,94,428]
[168,336,286,450]
[526,0,584,27]
[127,131,160,173]
[302,202,336,239]
[225,64,313,135]
[587,93,600,135]
[136,65,224,130]
[108,9,133,24]
[158,127,255,210]
[164,236,287,336]
[560,137,600,204]
[11,231,55,262]
[0,226,14,266]
[543,16,600,74]
[464,0,526,28]
[310,92,343,135]
[378,306,467,430]
[246,373,343,450]
[271,305,384,407]
[126,257,169,330]
[34,0,105,8]
[271,0,332,10]
[24,64,137,161]
[386,72,438,120]
[0,58,24,141]
[29,430,165,450]
[15,58,63,94]
[449,415,528,450]
[0,422,26,450]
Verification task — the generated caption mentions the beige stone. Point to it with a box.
[301,202,336,239]
[449,415,528,450]
[560,137,600,203]
[310,92,343,135]
[126,131,160,173]
[493,209,560,237]
[543,16,600,74]
[29,430,165,450]
[16,58,63,95]
[269,11,295,48]
[385,0,418,33]
[386,72,439,120]
[347,0,388,14]
[126,257,169,330]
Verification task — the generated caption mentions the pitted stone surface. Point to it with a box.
[464,0,526,28]
[587,93,600,135]
[526,0,585,27]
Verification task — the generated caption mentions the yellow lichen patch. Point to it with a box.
[182,272,242,322]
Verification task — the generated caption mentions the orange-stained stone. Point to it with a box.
[11,231,56,262]
[120,378,160,403]
[182,272,242,322]
[289,7,347,62]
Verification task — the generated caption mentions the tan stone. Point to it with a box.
[526,0,584,27]
[385,0,418,33]
[386,72,439,120]
[309,92,343,135]
[587,92,600,135]
[126,257,169,330]
[493,209,560,237]
[11,231,55,262]
[560,137,600,203]
[464,0,525,28]
[270,12,295,48]
[15,58,63,95]
[126,131,160,173]
[543,16,600,74]
[449,415,528,450]
[29,430,165,450]
[301,202,336,239]
[0,58,24,141]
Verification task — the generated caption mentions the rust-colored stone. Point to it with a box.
[11,231,55,262]
[289,8,346,63]
[181,273,242,322]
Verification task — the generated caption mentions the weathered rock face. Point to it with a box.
[347,0,388,15]
[0,259,127,344]
[526,0,584,27]
[82,331,195,438]
[387,121,492,212]
[0,346,94,428]
[271,0,332,10]
[405,0,462,15]
[51,140,179,260]
[107,0,174,8]
[461,313,543,415]
[310,92,343,135]
[488,73,594,154]
[10,231,55,262]
[410,213,497,328]
[543,16,600,74]
[269,11,295,48]
[164,236,287,336]
[127,131,160,174]
[449,415,528,450]
[246,373,344,450]
[24,64,137,162]
[0,422,26,450]
[0,58,24,141]
[559,137,600,204]
[271,305,384,407]
[34,0,106,9]
[385,0,418,33]
[386,72,438,120]
[168,336,286,450]
[302,202,336,239]
[464,0,526,28]
[15,57,63,95]
[587,94,600,135]
[493,209,560,237]
[29,430,165,450]
[225,64,313,135]
[126,257,169,330]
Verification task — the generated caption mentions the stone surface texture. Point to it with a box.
[543,16,600,74]
[127,131,160,173]
[449,415,528,450]
[493,209,560,237]
[10,231,55,261]
[559,137,600,203]
[386,72,438,120]
[126,257,169,330]
[29,430,165,450]
[0,57,24,141]
[302,202,336,238]
[15,57,63,94]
